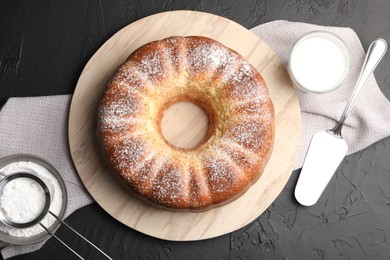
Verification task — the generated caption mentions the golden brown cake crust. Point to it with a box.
[98,36,275,211]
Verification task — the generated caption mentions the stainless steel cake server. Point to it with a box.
[295,38,387,206]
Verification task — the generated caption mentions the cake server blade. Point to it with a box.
[295,131,348,206]
[295,38,387,207]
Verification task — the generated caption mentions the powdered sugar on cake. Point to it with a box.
[98,36,274,209]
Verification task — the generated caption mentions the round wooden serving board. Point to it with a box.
[69,10,300,241]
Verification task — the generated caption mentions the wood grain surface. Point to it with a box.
[68,10,300,241]
[162,102,210,150]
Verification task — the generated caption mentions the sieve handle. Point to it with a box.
[39,223,84,260]
[48,211,113,260]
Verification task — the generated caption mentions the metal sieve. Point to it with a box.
[0,171,112,260]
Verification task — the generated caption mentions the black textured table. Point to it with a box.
[2,1,390,259]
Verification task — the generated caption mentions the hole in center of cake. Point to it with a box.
[161,101,210,150]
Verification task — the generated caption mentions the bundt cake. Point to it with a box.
[98,36,275,210]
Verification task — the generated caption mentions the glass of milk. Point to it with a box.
[288,31,350,93]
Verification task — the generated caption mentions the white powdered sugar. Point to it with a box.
[0,161,63,237]
[1,177,46,223]
[186,42,230,73]
[227,119,265,150]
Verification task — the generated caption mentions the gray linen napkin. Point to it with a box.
[0,20,390,259]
